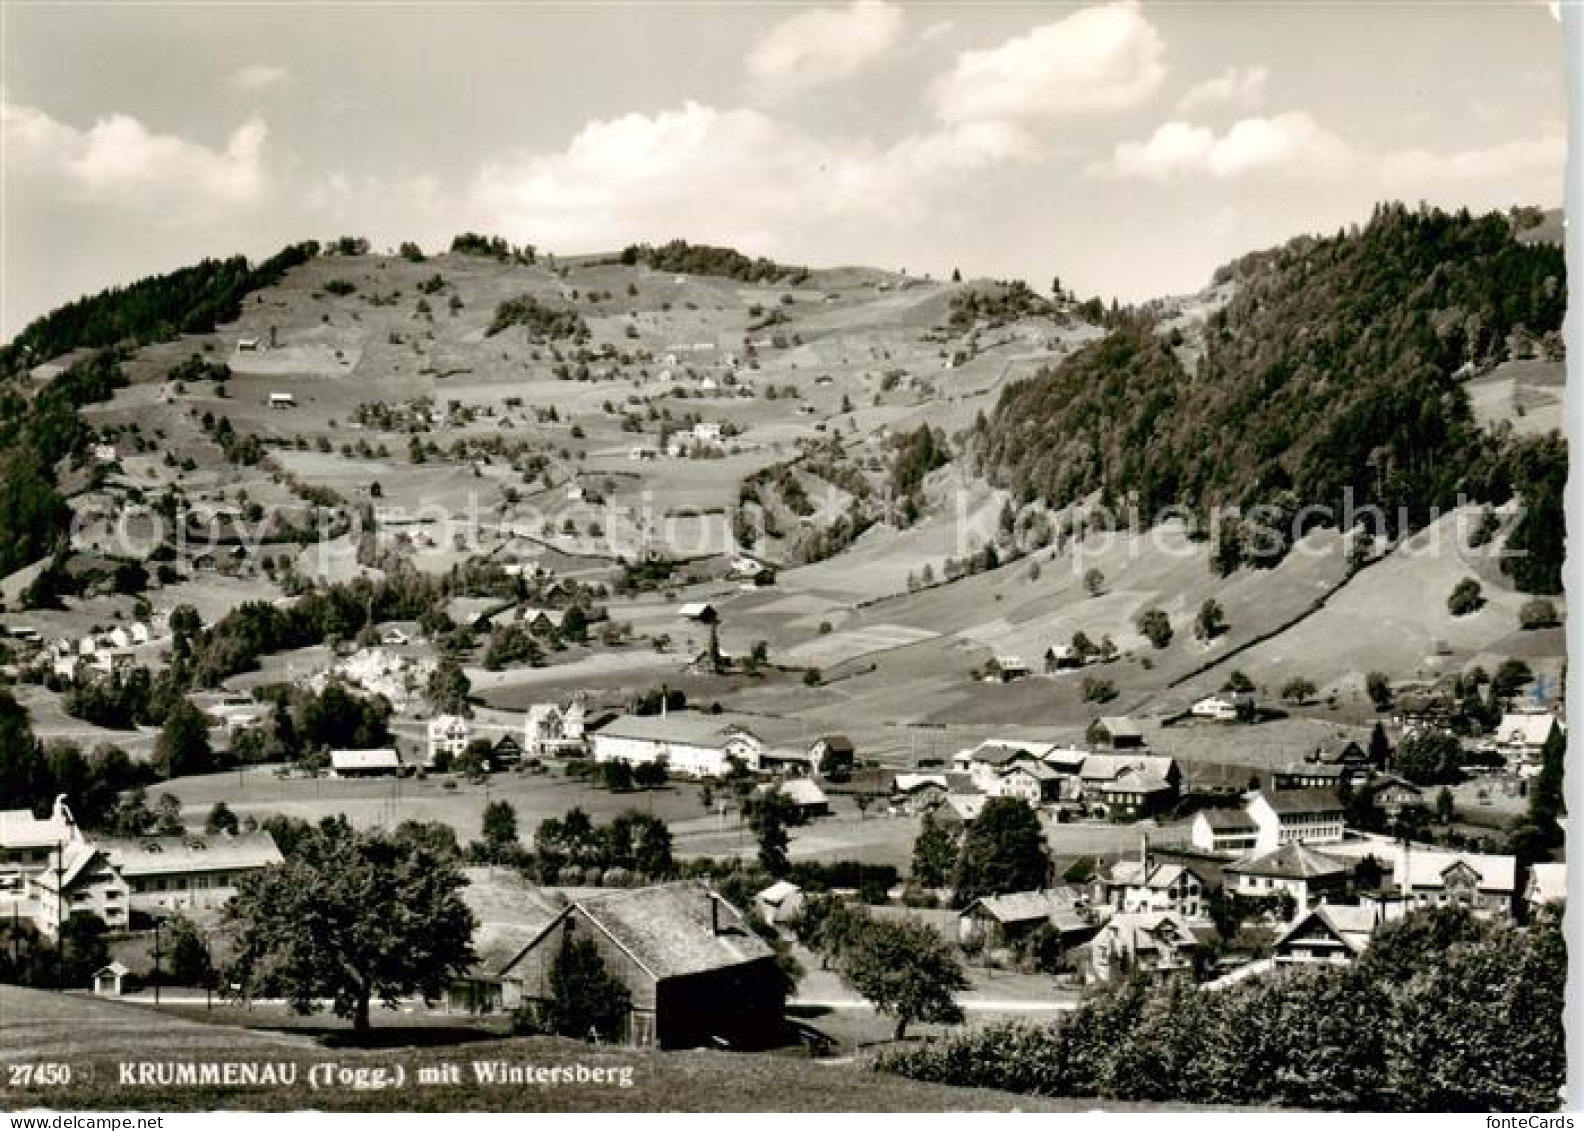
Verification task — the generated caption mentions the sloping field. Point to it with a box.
[1467,358,1565,436]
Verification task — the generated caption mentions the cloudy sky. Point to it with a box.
[1,1,1568,339]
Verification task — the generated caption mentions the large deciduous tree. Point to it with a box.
[835,916,967,1040]
[950,797,1051,907]
[225,817,476,1032]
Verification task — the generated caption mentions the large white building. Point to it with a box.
[591,712,764,778]
[1246,789,1346,852]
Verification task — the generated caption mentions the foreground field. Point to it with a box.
[0,986,1171,1112]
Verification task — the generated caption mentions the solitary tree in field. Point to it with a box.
[746,788,795,877]
[481,800,519,860]
[910,811,958,889]
[225,818,476,1033]
[155,699,213,779]
[1083,568,1105,597]
[1137,608,1173,649]
[1194,598,1226,641]
[1281,677,1317,706]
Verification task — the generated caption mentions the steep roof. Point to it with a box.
[1097,716,1143,739]
[1226,842,1351,880]
[0,805,79,850]
[776,777,829,807]
[573,883,774,981]
[1106,857,1206,890]
[755,880,801,906]
[1274,903,1380,953]
[1496,712,1559,748]
[461,869,568,977]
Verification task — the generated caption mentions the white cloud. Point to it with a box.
[1090,111,1355,180]
[746,1,904,95]
[2,100,271,213]
[229,63,293,92]
[931,1,1166,123]
[1176,65,1269,115]
[1379,129,1565,186]
[471,101,1036,254]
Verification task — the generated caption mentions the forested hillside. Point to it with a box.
[0,241,320,375]
[974,204,1566,590]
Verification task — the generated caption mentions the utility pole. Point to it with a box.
[153,918,162,1006]
[54,841,63,991]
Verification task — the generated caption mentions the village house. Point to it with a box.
[1189,808,1260,854]
[951,738,1058,793]
[427,714,473,767]
[1493,711,1561,762]
[491,734,525,765]
[1366,774,1427,818]
[330,748,405,778]
[524,699,587,757]
[808,734,856,773]
[1273,903,1383,966]
[1096,838,1212,920]
[995,761,1063,805]
[497,883,785,1049]
[1312,738,1375,771]
[591,712,764,778]
[957,888,1097,955]
[0,797,84,877]
[1082,911,1211,984]
[1224,842,1352,906]
[1246,788,1346,852]
[103,832,283,920]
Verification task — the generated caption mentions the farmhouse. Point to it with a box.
[1273,903,1382,966]
[427,714,472,767]
[1224,842,1352,906]
[1189,808,1259,854]
[267,392,295,408]
[1090,716,1146,750]
[329,748,404,778]
[984,656,1031,683]
[1190,693,1250,722]
[90,832,283,922]
[449,870,569,1013]
[809,734,855,771]
[503,883,785,1049]
[1043,644,1081,672]
[592,712,764,778]
[957,888,1095,953]
[1246,788,1346,852]
[1079,754,1180,819]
